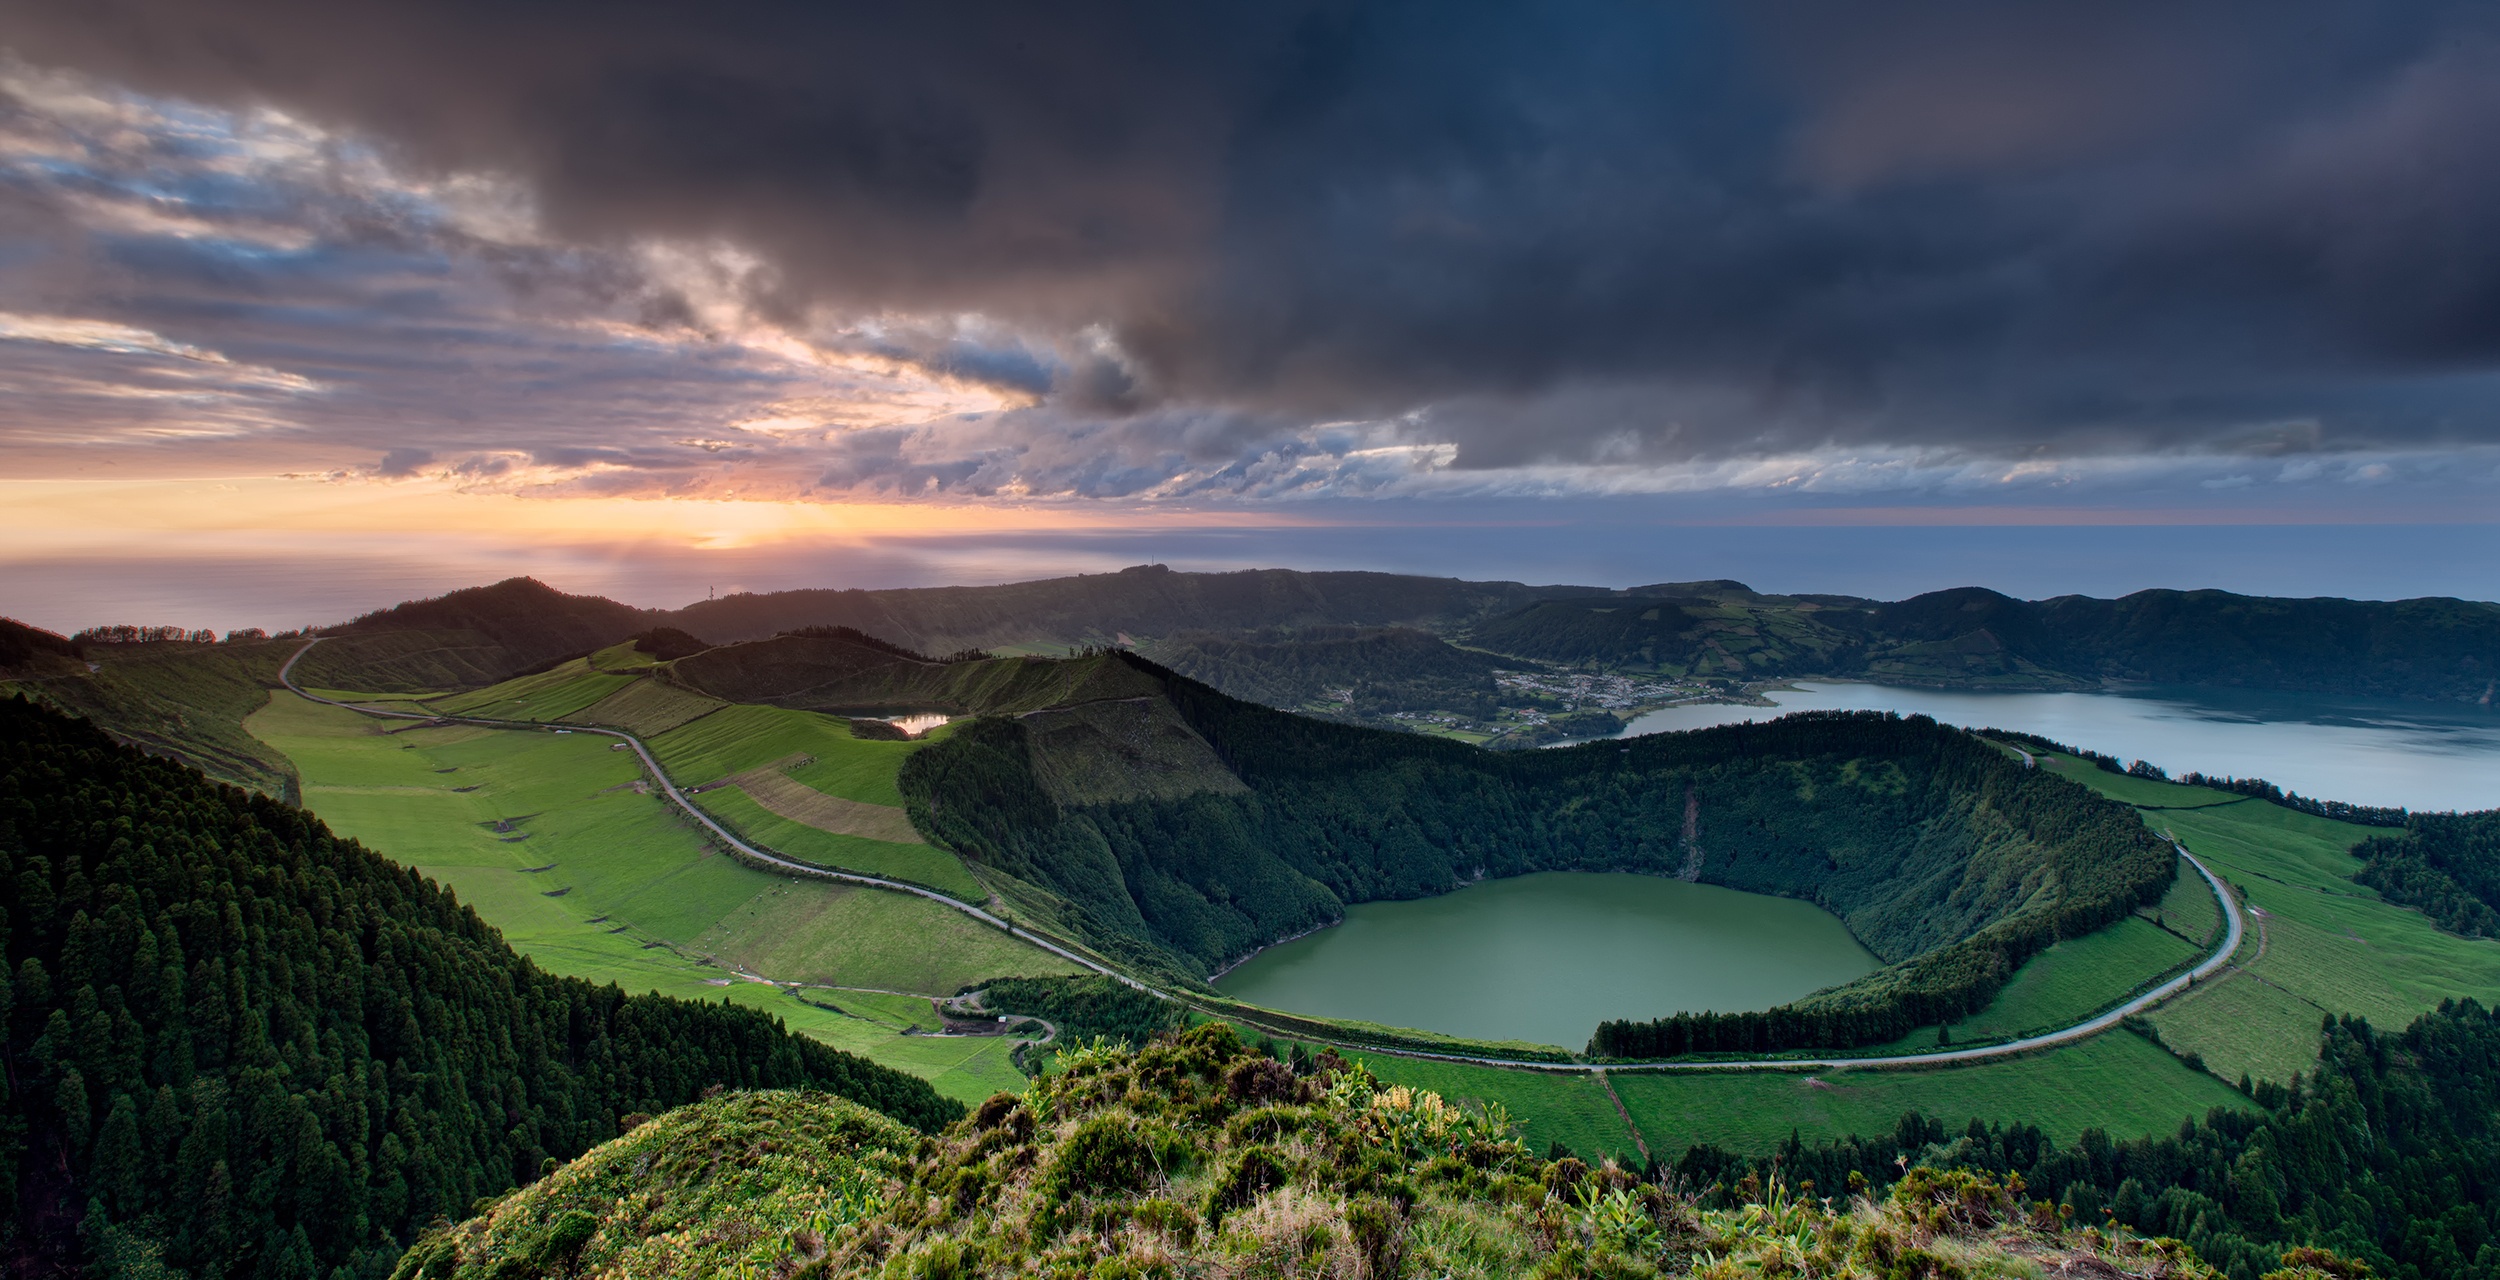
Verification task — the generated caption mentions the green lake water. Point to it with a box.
[1212,871,1878,1050]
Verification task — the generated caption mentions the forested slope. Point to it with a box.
[0,635,300,798]
[0,696,957,1280]
[903,654,2174,1051]
[2356,811,2500,938]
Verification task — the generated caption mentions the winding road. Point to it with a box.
[280,638,2246,1075]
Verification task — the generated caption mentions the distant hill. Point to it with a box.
[1137,625,1508,718]
[1470,582,2500,703]
[662,563,1600,653]
[17,568,2496,795]
[0,616,81,671]
[291,576,660,692]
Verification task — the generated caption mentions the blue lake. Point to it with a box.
[1609,682,2499,812]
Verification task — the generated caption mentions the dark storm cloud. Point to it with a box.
[6,0,2500,467]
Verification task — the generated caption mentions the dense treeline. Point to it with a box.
[1983,729,2414,828]
[0,696,958,1280]
[1680,1003,2500,1280]
[906,655,2174,1053]
[2355,812,2500,939]
[2176,773,2411,828]
[972,975,1184,1050]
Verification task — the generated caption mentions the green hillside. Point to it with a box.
[0,635,299,796]
[0,694,954,1280]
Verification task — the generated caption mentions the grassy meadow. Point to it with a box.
[247,691,1070,1102]
[692,784,986,899]
[2042,753,2500,1086]
[647,700,932,802]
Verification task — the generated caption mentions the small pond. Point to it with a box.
[1212,871,1876,1049]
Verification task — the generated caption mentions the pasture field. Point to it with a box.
[247,691,1050,1101]
[2141,862,2223,946]
[1611,1030,2249,1156]
[429,661,633,721]
[649,702,933,804]
[690,784,986,899]
[1943,915,2200,1043]
[692,875,1078,994]
[811,988,948,1032]
[2043,753,2500,1085]
[564,676,725,735]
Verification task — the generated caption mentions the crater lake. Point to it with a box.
[1211,871,1877,1050]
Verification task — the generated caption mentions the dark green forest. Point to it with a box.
[1696,1002,2500,1280]
[971,976,1185,1053]
[2356,812,2500,939]
[904,655,2174,1052]
[0,696,957,1280]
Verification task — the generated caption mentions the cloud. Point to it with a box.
[3,3,2500,501]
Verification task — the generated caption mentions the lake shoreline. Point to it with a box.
[1207,918,1338,983]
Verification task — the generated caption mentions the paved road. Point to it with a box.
[281,639,2245,1075]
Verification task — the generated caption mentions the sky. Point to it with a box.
[3,1,2498,631]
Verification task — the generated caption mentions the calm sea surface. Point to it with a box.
[1213,871,1876,1050]
[1607,683,2500,813]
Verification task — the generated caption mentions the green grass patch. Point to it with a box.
[807,988,947,1032]
[1944,917,2198,1042]
[2146,971,2326,1088]
[430,661,634,722]
[1345,1056,1637,1161]
[2141,863,2222,947]
[563,676,725,736]
[1613,1031,2249,1155]
[650,702,934,804]
[691,784,984,899]
[249,691,1056,1102]
[586,640,662,672]
[691,877,1080,995]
